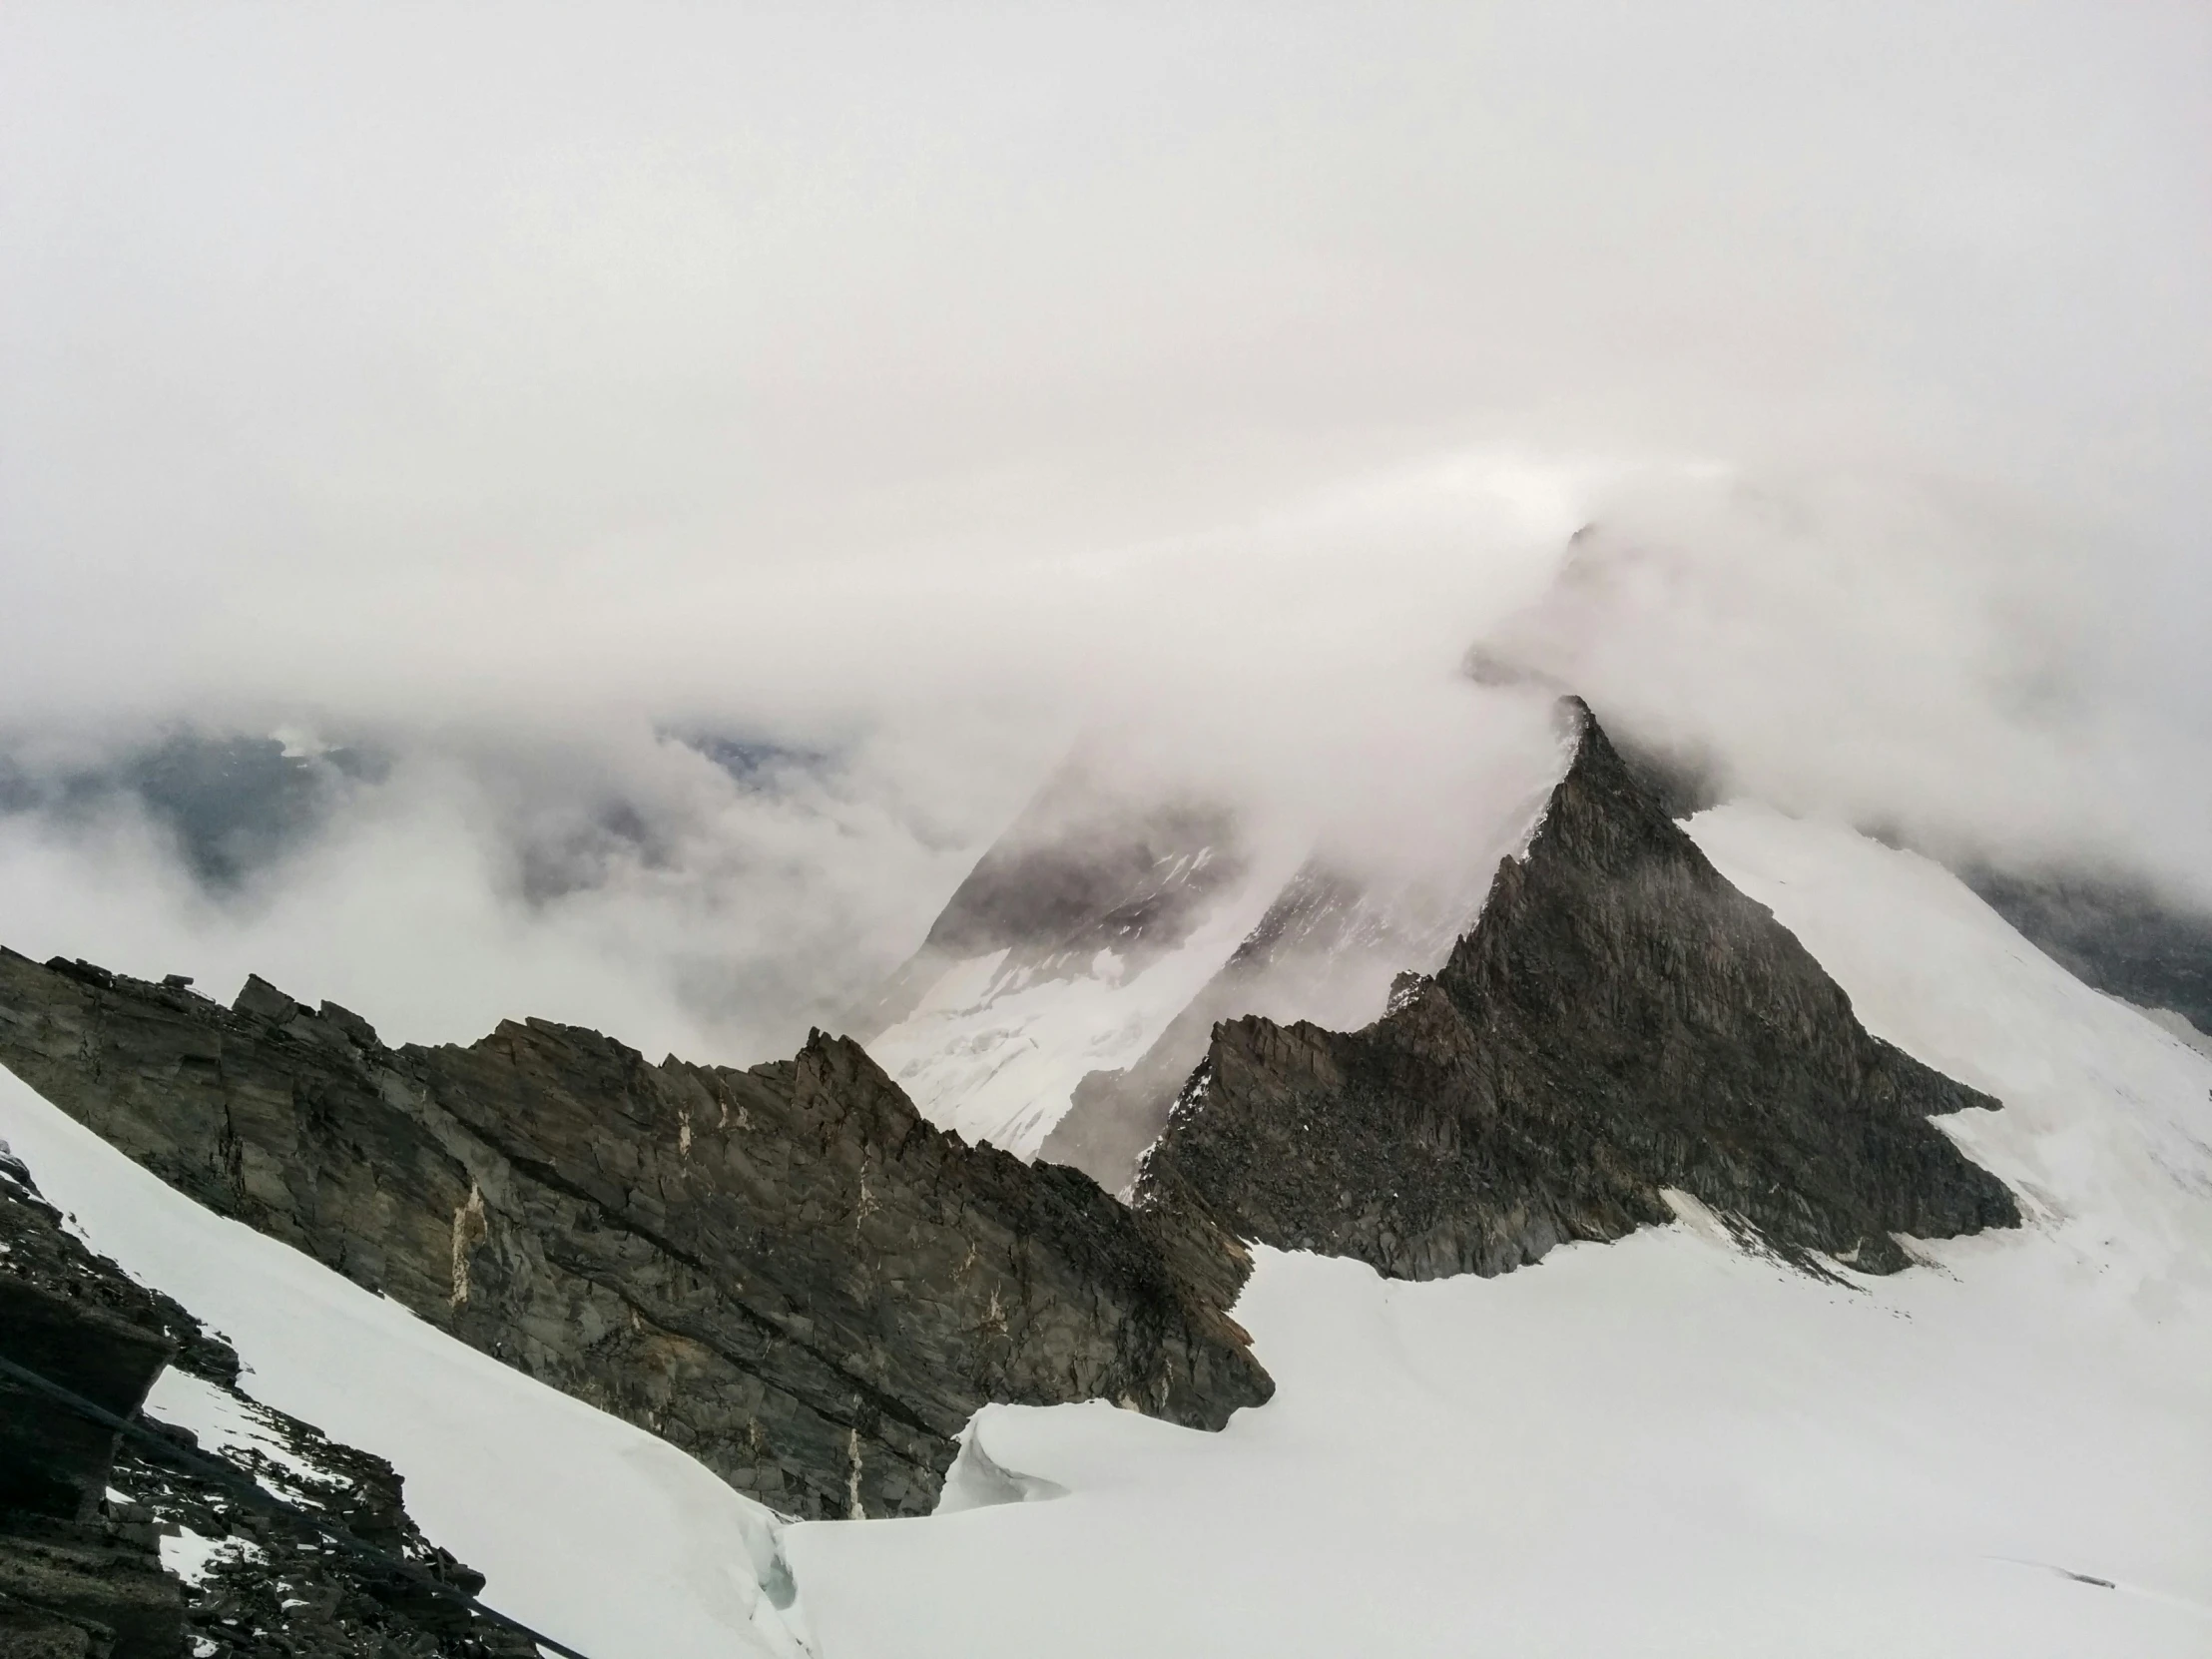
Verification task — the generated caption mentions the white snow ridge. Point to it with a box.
[3,807,2208,1657]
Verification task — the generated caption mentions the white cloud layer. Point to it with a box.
[1,2,2206,1055]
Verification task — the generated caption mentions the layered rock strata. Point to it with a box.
[1136,701,2020,1280]
[0,959,1271,1519]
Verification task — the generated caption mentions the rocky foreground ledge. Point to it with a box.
[0,1152,532,1657]
[1135,700,2021,1280]
[0,955,1271,1520]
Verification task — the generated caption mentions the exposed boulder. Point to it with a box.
[1136,700,2020,1280]
[0,960,1272,1520]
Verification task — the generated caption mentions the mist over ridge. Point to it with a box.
[2,2,2207,1061]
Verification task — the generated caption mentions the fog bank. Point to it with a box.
[2,2,2206,1055]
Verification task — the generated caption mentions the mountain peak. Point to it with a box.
[1134,700,2020,1279]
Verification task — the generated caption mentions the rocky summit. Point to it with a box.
[1135,699,2021,1281]
[0,957,1271,1521]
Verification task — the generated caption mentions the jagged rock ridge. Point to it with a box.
[1,1152,527,1658]
[1041,712,1571,1190]
[1136,700,2020,1280]
[1044,854,1502,1193]
[0,958,1271,1520]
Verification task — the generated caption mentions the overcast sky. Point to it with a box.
[2,2,2206,1055]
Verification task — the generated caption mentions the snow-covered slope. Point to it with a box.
[0,1069,814,1659]
[7,800,2205,1656]
[862,841,1300,1154]
[784,805,2212,1657]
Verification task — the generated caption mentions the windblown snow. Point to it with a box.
[4,804,2209,1657]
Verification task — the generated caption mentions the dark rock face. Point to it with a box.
[0,958,1271,1520]
[1046,861,1374,1193]
[1137,701,2019,1281]
[0,1165,184,1659]
[1,1155,527,1658]
[1959,866,2212,1042]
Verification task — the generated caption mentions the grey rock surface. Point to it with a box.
[0,1153,527,1658]
[1136,700,2020,1281]
[0,958,1271,1520]
[1046,860,1429,1193]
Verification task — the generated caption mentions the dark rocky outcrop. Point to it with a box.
[0,959,1271,1520]
[1046,862,1375,1193]
[1136,701,2020,1281]
[0,1153,528,1658]
[0,1162,183,1659]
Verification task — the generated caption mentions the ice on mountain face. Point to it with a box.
[854,739,1301,1154]
[0,1069,814,1659]
[865,855,1301,1154]
[886,700,1576,1169]
[785,809,2212,1659]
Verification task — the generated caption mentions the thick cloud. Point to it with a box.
[1,2,2205,1054]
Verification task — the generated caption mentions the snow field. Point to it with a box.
[781,807,2212,1657]
[4,804,2206,1656]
